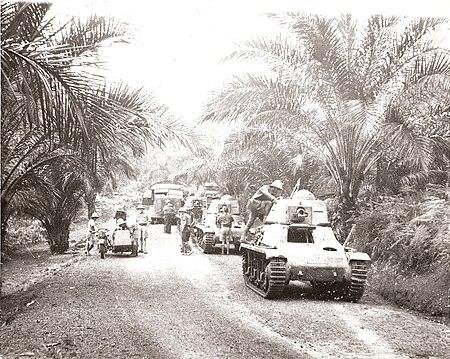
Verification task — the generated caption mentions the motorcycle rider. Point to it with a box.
[240,180,283,243]
[85,212,99,255]
[136,204,149,254]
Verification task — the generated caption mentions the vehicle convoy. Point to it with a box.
[143,181,185,224]
[192,195,245,254]
[240,190,371,301]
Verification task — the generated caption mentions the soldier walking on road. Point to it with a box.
[216,205,234,255]
[163,200,175,234]
[85,212,99,255]
[178,207,193,255]
[136,204,149,254]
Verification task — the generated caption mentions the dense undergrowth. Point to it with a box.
[347,188,450,317]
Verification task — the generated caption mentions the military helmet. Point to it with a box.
[270,180,283,190]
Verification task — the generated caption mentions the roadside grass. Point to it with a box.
[349,190,450,319]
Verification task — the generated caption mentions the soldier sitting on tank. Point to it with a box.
[240,180,283,243]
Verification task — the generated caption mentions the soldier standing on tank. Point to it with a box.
[136,204,149,253]
[240,180,283,243]
[216,204,234,254]
[178,207,193,255]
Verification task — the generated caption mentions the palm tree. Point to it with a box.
[22,158,86,253]
[1,2,198,253]
[203,13,450,239]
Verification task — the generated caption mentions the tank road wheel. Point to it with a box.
[344,260,370,302]
[260,258,286,299]
[242,250,286,299]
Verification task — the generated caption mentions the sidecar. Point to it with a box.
[111,228,139,256]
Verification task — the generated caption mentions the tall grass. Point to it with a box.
[346,190,450,317]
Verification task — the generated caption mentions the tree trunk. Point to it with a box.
[45,218,71,254]
[1,197,10,261]
[332,186,358,243]
[85,189,97,218]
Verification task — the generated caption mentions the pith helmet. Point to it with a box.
[270,180,283,190]
[137,204,145,210]
[91,212,99,218]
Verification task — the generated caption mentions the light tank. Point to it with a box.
[240,190,371,301]
[193,195,245,254]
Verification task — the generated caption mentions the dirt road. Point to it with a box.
[1,225,449,358]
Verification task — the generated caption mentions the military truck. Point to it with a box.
[240,190,371,301]
[192,195,245,254]
[143,181,185,224]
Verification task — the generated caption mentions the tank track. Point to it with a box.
[198,230,214,254]
[345,260,370,302]
[242,250,286,299]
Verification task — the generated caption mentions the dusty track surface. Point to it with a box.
[1,224,450,358]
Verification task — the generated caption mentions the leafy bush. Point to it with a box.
[1,217,47,261]
[348,192,450,317]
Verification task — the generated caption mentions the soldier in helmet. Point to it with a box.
[216,204,234,255]
[85,212,99,255]
[178,207,193,255]
[240,180,283,243]
[136,204,149,253]
[163,199,175,234]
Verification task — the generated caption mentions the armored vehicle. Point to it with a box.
[240,190,371,301]
[193,195,245,254]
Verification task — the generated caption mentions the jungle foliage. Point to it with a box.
[1,2,196,255]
